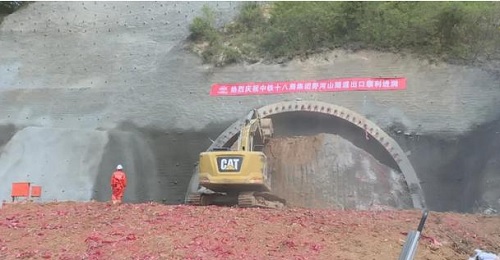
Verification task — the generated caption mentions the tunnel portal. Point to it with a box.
[187,101,426,209]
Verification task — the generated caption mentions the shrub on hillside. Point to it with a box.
[188,2,500,65]
[188,5,219,43]
[0,1,26,14]
[0,1,29,25]
[234,2,266,32]
[261,2,342,57]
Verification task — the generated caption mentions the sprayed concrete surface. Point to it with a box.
[0,127,108,202]
[91,122,227,204]
[394,119,500,213]
[1,1,499,134]
[264,134,412,210]
[0,124,226,204]
[0,1,499,212]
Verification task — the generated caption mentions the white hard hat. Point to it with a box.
[116,164,123,170]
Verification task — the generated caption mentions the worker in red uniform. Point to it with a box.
[111,164,127,204]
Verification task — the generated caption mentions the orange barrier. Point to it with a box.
[10,182,43,202]
[31,186,42,198]
[11,182,30,199]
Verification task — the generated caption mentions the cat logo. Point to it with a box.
[217,156,243,172]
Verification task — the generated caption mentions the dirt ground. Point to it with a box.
[0,202,499,260]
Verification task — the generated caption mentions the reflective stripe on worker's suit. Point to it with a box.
[111,170,127,204]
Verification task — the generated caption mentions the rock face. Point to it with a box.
[264,134,412,210]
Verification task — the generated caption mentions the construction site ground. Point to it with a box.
[0,202,499,260]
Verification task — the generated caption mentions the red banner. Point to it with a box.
[210,77,406,96]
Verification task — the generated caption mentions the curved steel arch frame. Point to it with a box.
[186,100,426,209]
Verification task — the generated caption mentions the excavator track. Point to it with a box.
[187,192,286,209]
[238,191,286,209]
[186,192,237,206]
[186,193,215,206]
[186,193,203,206]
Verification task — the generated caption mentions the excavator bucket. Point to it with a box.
[260,118,273,142]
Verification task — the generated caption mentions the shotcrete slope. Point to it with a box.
[0,127,108,202]
[0,2,499,134]
[0,2,499,212]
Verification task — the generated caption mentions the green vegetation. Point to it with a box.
[0,1,30,24]
[188,2,500,66]
[0,1,28,14]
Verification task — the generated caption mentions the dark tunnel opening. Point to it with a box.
[267,111,401,172]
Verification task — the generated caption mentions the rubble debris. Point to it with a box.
[263,134,413,209]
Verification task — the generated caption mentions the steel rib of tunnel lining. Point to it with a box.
[188,101,426,209]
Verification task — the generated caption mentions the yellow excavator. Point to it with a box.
[186,109,286,209]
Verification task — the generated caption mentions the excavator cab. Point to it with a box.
[186,110,286,209]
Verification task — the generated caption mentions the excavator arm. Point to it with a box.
[236,109,273,152]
